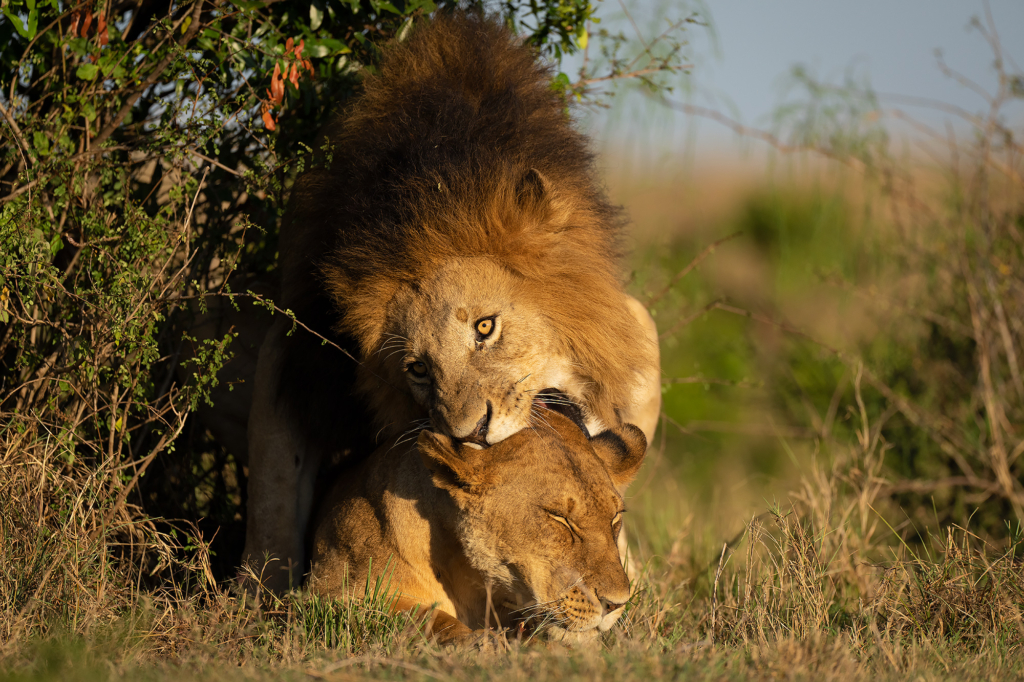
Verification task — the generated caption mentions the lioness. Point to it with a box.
[308,410,647,645]
[244,11,661,590]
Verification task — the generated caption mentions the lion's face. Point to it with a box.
[382,257,588,444]
[417,410,647,636]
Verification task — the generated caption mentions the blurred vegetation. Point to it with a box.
[631,144,1023,542]
[621,13,1024,549]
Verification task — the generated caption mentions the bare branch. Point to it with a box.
[647,233,742,309]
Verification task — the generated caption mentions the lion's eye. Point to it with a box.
[475,317,495,339]
[407,361,429,378]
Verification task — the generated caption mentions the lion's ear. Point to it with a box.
[591,424,647,488]
[518,167,550,209]
[520,165,561,214]
[518,167,575,231]
[417,430,485,492]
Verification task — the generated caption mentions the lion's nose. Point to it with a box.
[461,401,491,446]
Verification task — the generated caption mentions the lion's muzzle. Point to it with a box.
[431,400,492,446]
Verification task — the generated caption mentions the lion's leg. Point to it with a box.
[617,294,662,581]
[242,316,321,593]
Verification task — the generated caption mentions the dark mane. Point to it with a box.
[278,10,647,441]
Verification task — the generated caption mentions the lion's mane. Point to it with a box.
[278,11,647,440]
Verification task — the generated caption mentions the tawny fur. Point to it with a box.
[308,410,647,645]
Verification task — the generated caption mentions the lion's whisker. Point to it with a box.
[384,423,430,454]
[382,348,409,362]
[374,338,409,356]
[528,411,558,437]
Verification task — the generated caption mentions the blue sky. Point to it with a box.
[572,0,1024,157]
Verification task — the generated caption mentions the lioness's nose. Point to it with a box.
[600,596,627,615]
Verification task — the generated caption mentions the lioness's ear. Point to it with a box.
[417,430,484,492]
[591,424,647,488]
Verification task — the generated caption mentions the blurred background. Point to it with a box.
[572,0,1024,560]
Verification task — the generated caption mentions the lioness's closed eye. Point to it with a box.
[308,411,647,645]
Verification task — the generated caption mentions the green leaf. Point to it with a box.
[99,53,116,77]
[3,7,37,39]
[68,37,90,57]
[226,0,265,12]
[32,131,50,156]
[396,17,413,42]
[309,0,324,30]
[311,37,350,55]
[76,63,99,81]
[368,0,399,15]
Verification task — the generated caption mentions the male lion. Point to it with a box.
[244,11,661,591]
[308,410,647,645]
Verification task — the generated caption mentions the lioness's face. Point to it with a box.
[384,257,585,444]
[417,411,647,636]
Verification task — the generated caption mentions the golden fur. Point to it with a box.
[308,410,647,645]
